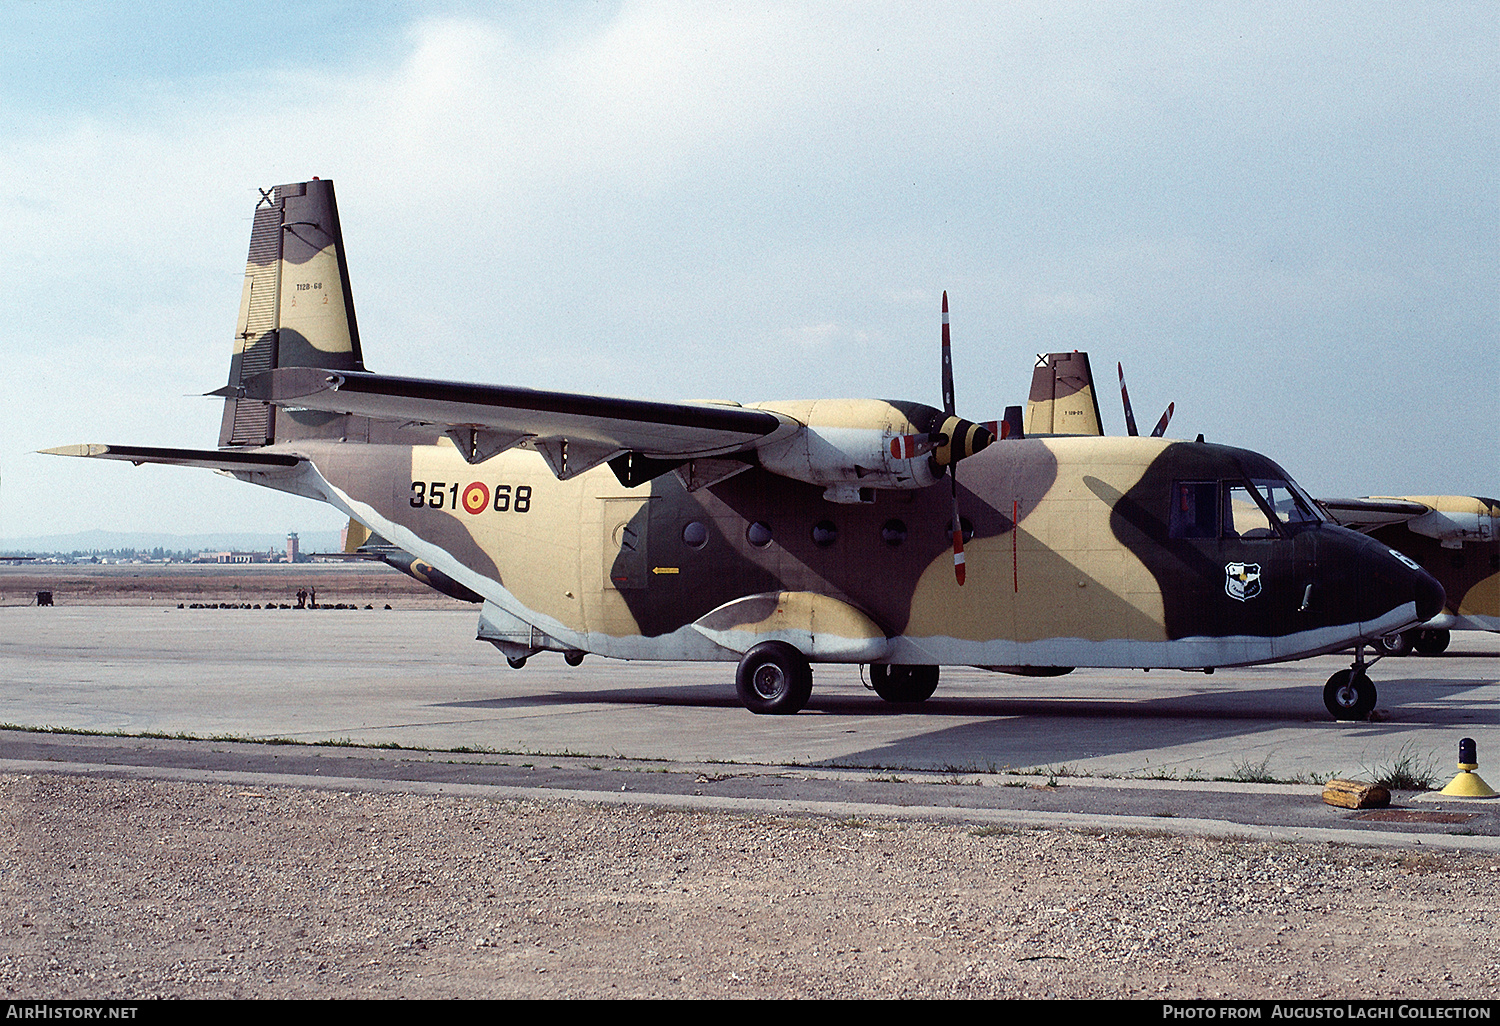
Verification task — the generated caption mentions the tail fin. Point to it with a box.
[1023,351,1104,437]
[342,517,372,554]
[219,179,364,448]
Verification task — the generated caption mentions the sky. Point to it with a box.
[1,1,1495,542]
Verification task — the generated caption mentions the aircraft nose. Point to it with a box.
[1358,542,1445,625]
[1414,564,1445,623]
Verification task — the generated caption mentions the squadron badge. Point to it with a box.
[1225,562,1262,602]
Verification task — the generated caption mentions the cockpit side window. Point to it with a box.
[1225,483,1277,539]
[1169,481,1218,539]
[1171,477,1322,541]
[1255,479,1322,527]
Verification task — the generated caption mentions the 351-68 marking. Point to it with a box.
[410,481,532,514]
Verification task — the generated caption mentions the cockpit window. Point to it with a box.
[1170,481,1218,539]
[1225,483,1277,539]
[1170,477,1323,541]
[1254,479,1322,527]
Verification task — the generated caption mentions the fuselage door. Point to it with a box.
[603,497,651,590]
[1220,481,1292,641]
[1169,479,1293,651]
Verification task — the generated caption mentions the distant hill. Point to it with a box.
[0,529,344,556]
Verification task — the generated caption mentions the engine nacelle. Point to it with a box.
[1405,501,1498,549]
[750,399,992,503]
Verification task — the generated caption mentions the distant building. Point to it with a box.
[287,532,300,564]
[195,551,275,564]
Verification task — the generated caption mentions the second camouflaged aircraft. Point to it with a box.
[48,179,1443,719]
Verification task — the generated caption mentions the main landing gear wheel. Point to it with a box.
[1375,630,1413,657]
[1414,629,1451,655]
[1323,669,1377,721]
[869,664,939,704]
[735,641,813,715]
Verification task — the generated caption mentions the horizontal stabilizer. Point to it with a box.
[41,444,302,471]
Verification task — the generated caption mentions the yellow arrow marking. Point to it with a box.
[651,567,680,575]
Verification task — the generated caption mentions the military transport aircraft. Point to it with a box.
[1039,351,1497,666]
[1321,496,1498,655]
[46,178,1443,720]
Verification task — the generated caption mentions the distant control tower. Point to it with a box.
[286,532,300,564]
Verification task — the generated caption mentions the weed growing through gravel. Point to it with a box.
[834,817,895,831]
[1224,754,1278,783]
[967,824,1014,837]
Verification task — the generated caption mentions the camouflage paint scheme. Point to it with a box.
[48,180,1445,699]
[1029,352,1496,641]
[1023,352,1104,437]
[1323,495,1499,634]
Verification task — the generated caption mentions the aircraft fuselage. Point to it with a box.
[259,431,1440,673]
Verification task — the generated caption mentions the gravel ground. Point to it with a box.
[3,772,1499,1000]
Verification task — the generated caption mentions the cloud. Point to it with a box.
[0,3,1494,538]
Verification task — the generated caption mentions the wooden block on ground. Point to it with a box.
[1322,778,1391,809]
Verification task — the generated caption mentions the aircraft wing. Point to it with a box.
[220,367,793,479]
[1321,495,1498,547]
[1319,497,1434,530]
[40,444,304,471]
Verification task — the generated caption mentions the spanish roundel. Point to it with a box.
[462,482,489,515]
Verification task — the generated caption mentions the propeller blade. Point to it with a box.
[1150,402,1175,438]
[942,291,964,584]
[1117,362,1140,437]
[951,475,966,587]
[941,291,955,417]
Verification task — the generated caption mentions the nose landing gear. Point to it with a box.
[1324,644,1379,720]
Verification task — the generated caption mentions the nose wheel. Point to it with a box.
[1324,640,1383,720]
[1324,668,1377,720]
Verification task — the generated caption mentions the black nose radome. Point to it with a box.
[1415,566,1446,623]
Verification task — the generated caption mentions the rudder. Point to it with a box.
[1023,351,1104,436]
[219,179,365,447]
